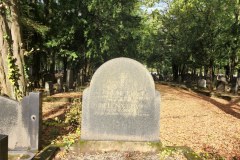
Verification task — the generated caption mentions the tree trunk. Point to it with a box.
[50,52,55,75]
[208,59,214,91]
[10,0,26,97]
[63,57,67,82]
[0,0,26,99]
[32,52,41,88]
[172,61,179,82]
[0,12,15,97]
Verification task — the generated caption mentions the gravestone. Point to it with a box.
[66,69,74,90]
[57,77,63,92]
[198,79,206,88]
[80,69,84,86]
[216,76,227,92]
[216,82,225,92]
[45,81,54,95]
[0,92,41,151]
[42,73,54,87]
[231,77,240,94]
[77,70,84,87]
[81,57,160,141]
[0,134,8,160]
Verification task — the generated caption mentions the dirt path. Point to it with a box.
[158,84,240,159]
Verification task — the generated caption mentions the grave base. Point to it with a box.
[8,151,35,160]
[70,140,162,153]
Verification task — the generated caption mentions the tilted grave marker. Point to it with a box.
[0,92,41,151]
[81,57,160,141]
[66,69,74,90]
[198,79,206,88]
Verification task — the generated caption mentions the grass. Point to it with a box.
[8,154,31,160]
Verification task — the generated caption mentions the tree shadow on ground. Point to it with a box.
[42,102,70,119]
[176,88,240,119]
[41,103,77,149]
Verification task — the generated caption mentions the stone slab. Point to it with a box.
[81,57,160,141]
[198,79,206,88]
[0,92,42,151]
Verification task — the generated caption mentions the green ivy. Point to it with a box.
[7,52,22,100]
[0,1,11,18]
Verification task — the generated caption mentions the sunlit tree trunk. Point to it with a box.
[0,0,26,99]
[0,11,15,97]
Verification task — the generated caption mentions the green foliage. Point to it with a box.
[7,53,22,99]
[59,49,78,61]
[199,152,225,160]
[43,118,64,127]
[159,146,202,160]
[82,0,142,61]
[49,101,81,149]
[0,1,10,16]
[21,17,49,37]
[64,102,81,127]
[62,128,80,149]
[143,0,240,80]
[10,0,240,89]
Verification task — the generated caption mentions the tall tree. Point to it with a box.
[0,0,26,99]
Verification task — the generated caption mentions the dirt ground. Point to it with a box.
[157,83,240,159]
[42,84,240,159]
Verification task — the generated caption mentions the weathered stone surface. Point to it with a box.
[45,81,54,95]
[0,93,41,150]
[0,134,8,160]
[66,69,74,90]
[230,77,240,94]
[57,77,63,92]
[216,81,226,92]
[81,57,160,141]
[198,79,206,88]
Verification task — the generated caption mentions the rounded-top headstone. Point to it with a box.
[81,57,160,141]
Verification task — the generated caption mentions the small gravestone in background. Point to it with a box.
[216,76,227,92]
[80,69,84,86]
[66,69,74,91]
[57,77,63,92]
[77,70,84,87]
[42,73,54,87]
[0,134,8,160]
[216,82,225,92]
[81,57,160,141]
[0,92,41,151]
[45,81,54,95]
[198,79,206,88]
[231,77,240,94]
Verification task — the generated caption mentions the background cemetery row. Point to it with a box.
[1,1,240,99]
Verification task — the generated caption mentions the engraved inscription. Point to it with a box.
[93,102,149,116]
[91,90,151,116]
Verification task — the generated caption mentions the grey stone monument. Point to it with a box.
[198,79,206,88]
[231,77,240,94]
[45,81,54,95]
[0,134,8,160]
[0,92,41,151]
[81,57,160,141]
[66,69,74,90]
[57,77,63,92]
[77,71,84,87]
